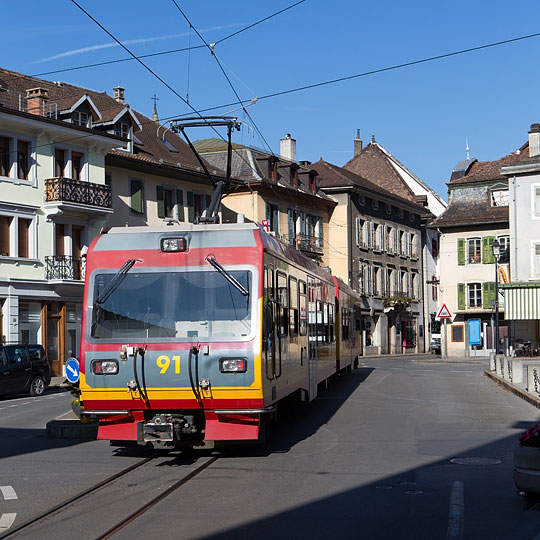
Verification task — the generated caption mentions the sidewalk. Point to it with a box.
[485,369,540,411]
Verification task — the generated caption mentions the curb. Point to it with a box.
[46,420,98,439]
[484,370,540,410]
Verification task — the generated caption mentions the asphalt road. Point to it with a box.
[1,356,540,539]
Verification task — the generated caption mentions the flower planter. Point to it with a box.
[514,446,540,495]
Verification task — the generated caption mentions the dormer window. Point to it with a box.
[490,188,509,207]
[115,122,130,138]
[72,111,90,127]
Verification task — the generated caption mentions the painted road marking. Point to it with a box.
[446,480,464,540]
[0,514,16,531]
[0,486,17,500]
[8,405,17,408]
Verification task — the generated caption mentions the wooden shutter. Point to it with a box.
[187,191,194,223]
[288,210,294,243]
[0,215,10,256]
[130,179,143,214]
[457,238,465,265]
[17,219,29,258]
[156,186,165,219]
[482,236,495,264]
[176,190,184,222]
[483,282,495,309]
[457,283,465,310]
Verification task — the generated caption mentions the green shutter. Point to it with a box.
[457,283,465,310]
[265,203,271,222]
[187,191,194,223]
[130,179,143,214]
[482,236,495,264]
[288,209,294,244]
[457,238,465,265]
[482,281,495,309]
[483,281,496,309]
[176,190,184,222]
[156,186,164,218]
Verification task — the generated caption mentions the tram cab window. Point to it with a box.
[289,277,299,336]
[277,272,288,337]
[299,280,307,336]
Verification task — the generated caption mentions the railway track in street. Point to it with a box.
[0,452,218,540]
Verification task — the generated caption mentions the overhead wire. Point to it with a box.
[169,0,275,156]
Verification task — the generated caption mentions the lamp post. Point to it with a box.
[492,239,501,354]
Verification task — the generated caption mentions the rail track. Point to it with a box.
[0,452,218,539]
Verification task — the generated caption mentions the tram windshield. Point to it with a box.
[90,269,252,340]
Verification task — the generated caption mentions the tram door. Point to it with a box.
[264,266,281,381]
[307,277,318,401]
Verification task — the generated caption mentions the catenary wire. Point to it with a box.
[169,0,275,156]
[27,1,306,78]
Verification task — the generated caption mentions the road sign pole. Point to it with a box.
[442,318,448,359]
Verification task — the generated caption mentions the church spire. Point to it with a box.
[151,94,159,122]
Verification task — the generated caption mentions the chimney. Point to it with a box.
[25,87,49,116]
[354,129,363,156]
[280,133,296,162]
[529,123,540,157]
[113,86,125,104]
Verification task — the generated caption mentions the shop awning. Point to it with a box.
[502,283,540,320]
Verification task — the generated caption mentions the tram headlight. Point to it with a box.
[220,358,247,373]
[160,237,187,252]
[92,360,119,375]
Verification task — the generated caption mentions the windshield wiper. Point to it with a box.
[95,259,140,304]
[205,255,249,297]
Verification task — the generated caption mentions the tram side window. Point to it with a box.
[264,267,274,303]
[289,277,299,336]
[299,280,307,336]
[342,307,350,341]
[328,303,335,343]
[277,272,288,337]
[322,302,330,343]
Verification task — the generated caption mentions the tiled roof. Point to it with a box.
[448,147,529,185]
[311,158,430,213]
[343,142,417,202]
[0,67,210,174]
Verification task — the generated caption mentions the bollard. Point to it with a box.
[511,358,524,384]
[489,352,496,371]
[496,354,505,377]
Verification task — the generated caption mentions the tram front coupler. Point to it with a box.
[137,414,198,446]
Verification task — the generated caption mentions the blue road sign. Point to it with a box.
[468,319,482,346]
[65,358,80,383]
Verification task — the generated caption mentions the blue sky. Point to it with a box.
[4,0,540,198]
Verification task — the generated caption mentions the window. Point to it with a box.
[490,189,509,207]
[498,235,510,259]
[358,264,367,294]
[277,272,288,337]
[0,210,36,258]
[114,122,130,138]
[157,186,183,220]
[0,137,9,177]
[289,277,299,336]
[55,149,66,177]
[17,141,29,180]
[431,274,438,301]
[299,280,307,336]
[432,239,438,258]
[130,179,145,215]
[373,266,380,295]
[72,111,89,127]
[534,243,540,276]
[386,226,393,253]
[373,223,381,250]
[399,230,406,255]
[534,186,540,217]
[467,283,482,308]
[72,152,83,180]
[265,203,280,233]
[451,325,464,342]
[467,238,481,264]
[385,268,392,296]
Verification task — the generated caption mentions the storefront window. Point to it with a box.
[19,302,41,343]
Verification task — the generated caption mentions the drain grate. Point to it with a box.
[450,457,502,466]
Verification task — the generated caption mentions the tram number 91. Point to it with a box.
[156,355,181,374]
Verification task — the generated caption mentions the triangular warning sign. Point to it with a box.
[437,304,452,318]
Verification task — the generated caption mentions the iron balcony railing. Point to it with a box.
[45,255,86,281]
[45,177,112,209]
[295,234,324,255]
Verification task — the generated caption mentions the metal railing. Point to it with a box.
[45,255,86,280]
[295,234,324,254]
[45,177,111,209]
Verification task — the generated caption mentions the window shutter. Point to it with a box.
[187,191,194,223]
[156,186,165,218]
[265,203,271,222]
[355,218,360,246]
[176,190,184,222]
[288,210,294,243]
[130,179,143,214]
[482,236,495,264]
[482,281,495,309]
[273,206,279,233]
[457,283,465,310]
[457,238,465,265]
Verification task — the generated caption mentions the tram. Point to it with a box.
[78,222,362,448]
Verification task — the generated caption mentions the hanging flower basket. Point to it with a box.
[514,424,540,495]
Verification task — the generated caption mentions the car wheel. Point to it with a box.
[29,376,45,396]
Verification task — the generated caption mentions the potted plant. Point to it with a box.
[514,424,540,495]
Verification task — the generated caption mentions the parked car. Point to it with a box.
[0,344,51,397]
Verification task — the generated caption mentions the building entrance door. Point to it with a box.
[45,302,65,375]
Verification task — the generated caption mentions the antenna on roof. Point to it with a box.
[151,94,159,122]
[465,137,470,160]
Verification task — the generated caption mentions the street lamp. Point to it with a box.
[492,239,501,354]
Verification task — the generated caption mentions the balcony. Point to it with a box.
[45,255,86,281]
[295,234,324,255]
[44,177,113,218]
